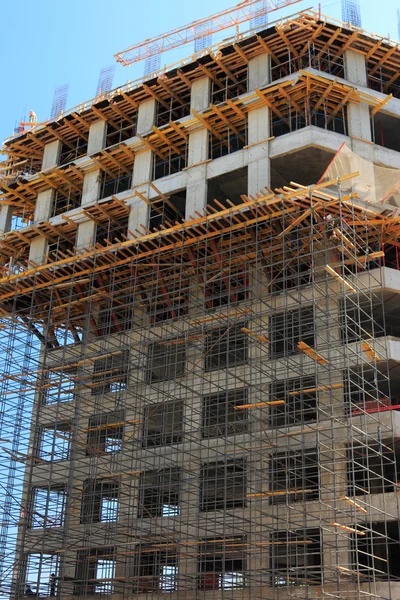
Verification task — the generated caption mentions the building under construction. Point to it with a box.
[2,5,400,600]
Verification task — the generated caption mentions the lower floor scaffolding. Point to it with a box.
[0,175,400,599]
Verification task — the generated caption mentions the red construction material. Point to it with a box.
[352,401,399,416]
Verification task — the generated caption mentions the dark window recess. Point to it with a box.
[47,236,76,262]
[86,410,124,455]
[23,553,60,598]
[269,450,319,504]
[372,112,400,153]
[205,270,249,308]
[91,351,129,396]
[51,188,81,217]
[59,138,88,166]
[142,400,184,448]
[81,479,119,523]
[95,216,129,246]
[147,342,185,383]
[204,324,248,372]
[202,388,248,438]
[347,441,400,496]
[36,423,71,462]
[269,376,317,428]
[156,96,191,128]
[199,536,247,590]
[270,307,315,358]
[100,170,132,199]
[138,468,181,518]
[75,548,116,595]
[210,121,248,160]
[207,167,248,210]
[105,118,136,148]
[29,485,66,529]
[149,190,186,230]
[341,300,385,343]
[352,522,400,580]
[211,68,248,104]
[200,459,246,512]
[270,529,322,587]
[133,545,178,593]
[153,149,187,180]
[344,369,392,415]
[43,366,76,405]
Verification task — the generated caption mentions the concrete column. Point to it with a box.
[42,140,61,171]
[190,77,211,113]
[344,50,375,201]
[82,120,107,208]
[344,51,372,144]
[247,106,271,196]
[76,219,96,250]
[0,204,12,234]
[137,99,157,136]
[87,120,107,155]
[248,53,270,91]
[186,77,211,219]
[246,54,271,197]
[344,49,367,87]
[81,169,101,206]
[127,99,157,234]
[34,188,54,223]
[29,236,48,265]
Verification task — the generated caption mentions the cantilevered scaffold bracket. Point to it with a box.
[114,0,302,66]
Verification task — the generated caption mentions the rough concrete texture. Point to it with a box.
[248,52,270,90]
[28,236,48,264]
[136,99,157,135]
[190,77,211,112]
[42,140,61,171]
[34,189,54,223]
[87,120,107,155]
[81,170,101,206]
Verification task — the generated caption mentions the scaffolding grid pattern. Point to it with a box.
[0,177,399,599]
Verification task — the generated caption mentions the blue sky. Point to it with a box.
[0,0,399,146]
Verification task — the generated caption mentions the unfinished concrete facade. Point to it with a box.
[1,9,400,600]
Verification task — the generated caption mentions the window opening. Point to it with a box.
[142,400,184,447]
[138,468,181,518]
[200,459,246,511]
[202,388,248,438]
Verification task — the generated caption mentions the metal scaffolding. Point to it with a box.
[0,176,399,598]
[1,8,400,600]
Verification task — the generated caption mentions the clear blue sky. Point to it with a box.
[0,0,398,146]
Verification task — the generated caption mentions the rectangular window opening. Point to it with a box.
[81,479,120,523]
[147,342,185,383]
[270,307,315,359]
[204,324,248,372]
[91,351,129,396]
[142,400,184,448]
[36,423,71,462]
[138,468,181,518]
[134,546,178,593]
[269,376,317,428]
[269,449,319,504]
[86,410,124,455]
[199,536,247,590]
[270,528,322,587]
[202,388,248,438]
[200,459,246,511]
